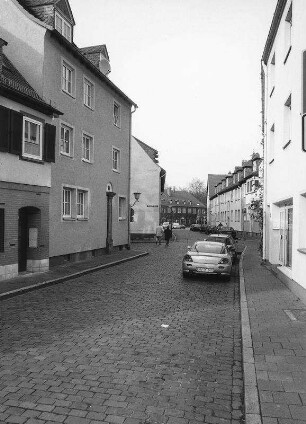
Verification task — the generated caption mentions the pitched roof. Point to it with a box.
[80,45,110,69]
[161,190,206,207]
[207,174,227,198]
[17,0,75,25]
[133,136,159,164]
[0,53,62,116]
[262,0,287,64]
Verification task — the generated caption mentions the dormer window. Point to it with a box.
[55,11,72,42]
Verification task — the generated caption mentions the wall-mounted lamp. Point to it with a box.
[131,192,141,207]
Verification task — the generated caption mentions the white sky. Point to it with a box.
[70,0,277,188]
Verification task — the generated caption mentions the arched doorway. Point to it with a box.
[18,207,41,272]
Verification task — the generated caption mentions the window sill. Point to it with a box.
[112,169,120,173]
[269,159,275,165]
[269,86,275,98]
[82,159,93,164]
[60,152,74,159]
[62,89,76,99]
[20,156,44,165]
[113,123,121,129]
[284,46,292,64]
[62,217,76,221]
[83,103,94,111]
[77,217,88,221]
[283,140,291,150]
[297,248,306,255]
[119,218,127,221]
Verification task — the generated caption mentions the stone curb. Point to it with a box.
[0,252,149,301]
[239,246,262,424]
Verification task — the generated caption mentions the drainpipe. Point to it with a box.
[127,104,138,249]
[261,59,267,260]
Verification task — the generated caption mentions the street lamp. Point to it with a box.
[131,192,141,207]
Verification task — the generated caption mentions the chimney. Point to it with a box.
[0,38,8,74]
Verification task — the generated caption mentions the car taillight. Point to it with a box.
[184,254,193,262]
[219,258,229,264]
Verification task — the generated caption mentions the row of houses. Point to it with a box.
[0,0,165,281]
[207,153,262,233]
[262,0,306,300]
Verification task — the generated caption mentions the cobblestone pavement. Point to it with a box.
[0,231,244,424]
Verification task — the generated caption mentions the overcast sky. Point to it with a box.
[71,0,277,188]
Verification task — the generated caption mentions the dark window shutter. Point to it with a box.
[43,123,56,162]
[0,209,4,252]
[9,110,23,155]
[0,105,11,152]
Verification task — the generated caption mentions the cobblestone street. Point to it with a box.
[0,232,244,424]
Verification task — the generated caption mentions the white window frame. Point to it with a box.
[83,76,95,110]
[112,147,120,172]
[118,196,127,221]
[22,116,43,160]
[62,187,72,218]
[62,185,89,221]
[82,131,94,163]
[55,11,72,42]
[61,58,75,97]
[113,101,121,128]
[60,121,74,157]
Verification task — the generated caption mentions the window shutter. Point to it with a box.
[0,209,4,252]
[0,105,11,152]
[9,110,23,155]
[44,123,56,163]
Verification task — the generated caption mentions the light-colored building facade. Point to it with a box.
[0,37,61,280]
[262,0,306,300]
[207,154,262,233]
[1,0,137,267]
[130,137,165,239]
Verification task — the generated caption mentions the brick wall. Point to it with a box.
[0,181,50,267]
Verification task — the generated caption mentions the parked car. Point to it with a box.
[172,223,185,229]
[190,224,201,231]
[182,241,232,280]
[217,226,237,239]
[205,234,237,261]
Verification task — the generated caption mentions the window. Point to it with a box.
[119,196,127,221]
[269,53,275,96]
[22,117,43,160]
[63,188,72,218]
[113,101,121,127]
[269,124,275,161]
[284,3,292,63]
[55,12,72,42]
[62,186,89,220]
[178,207,181,213]
[77,191,85,218]
[62,60,75,96]
[0,209,4,252]
[112,147,120,172]
[60,123,73,157]
[83,77,94,109]
[284,95,292,146]
[82,133,93,163]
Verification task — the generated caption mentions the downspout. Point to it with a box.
[127,104,138,249]
[261,59,267,260]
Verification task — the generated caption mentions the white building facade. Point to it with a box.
[262,0,306,301]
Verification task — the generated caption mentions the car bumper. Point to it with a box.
[182,262,231,276]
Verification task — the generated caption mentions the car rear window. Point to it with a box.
[206,236,228,244]
[192,243,225,254]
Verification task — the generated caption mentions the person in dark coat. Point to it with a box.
[164,225,172,247]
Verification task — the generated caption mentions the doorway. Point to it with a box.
[279,206,293,267]
[18,207,41,272]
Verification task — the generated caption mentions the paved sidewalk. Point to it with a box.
[241,239,306,424]
[0,247,148,300]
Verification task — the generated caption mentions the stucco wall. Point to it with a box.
[130,137,160,235]
[264,0,306,289]
[43,34,131,257]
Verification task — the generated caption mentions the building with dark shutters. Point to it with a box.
[160,188,206,227]
[0,38,62,280]
[1,0,137,271]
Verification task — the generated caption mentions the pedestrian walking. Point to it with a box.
[155,224,164,245]
[164,225,172,247]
